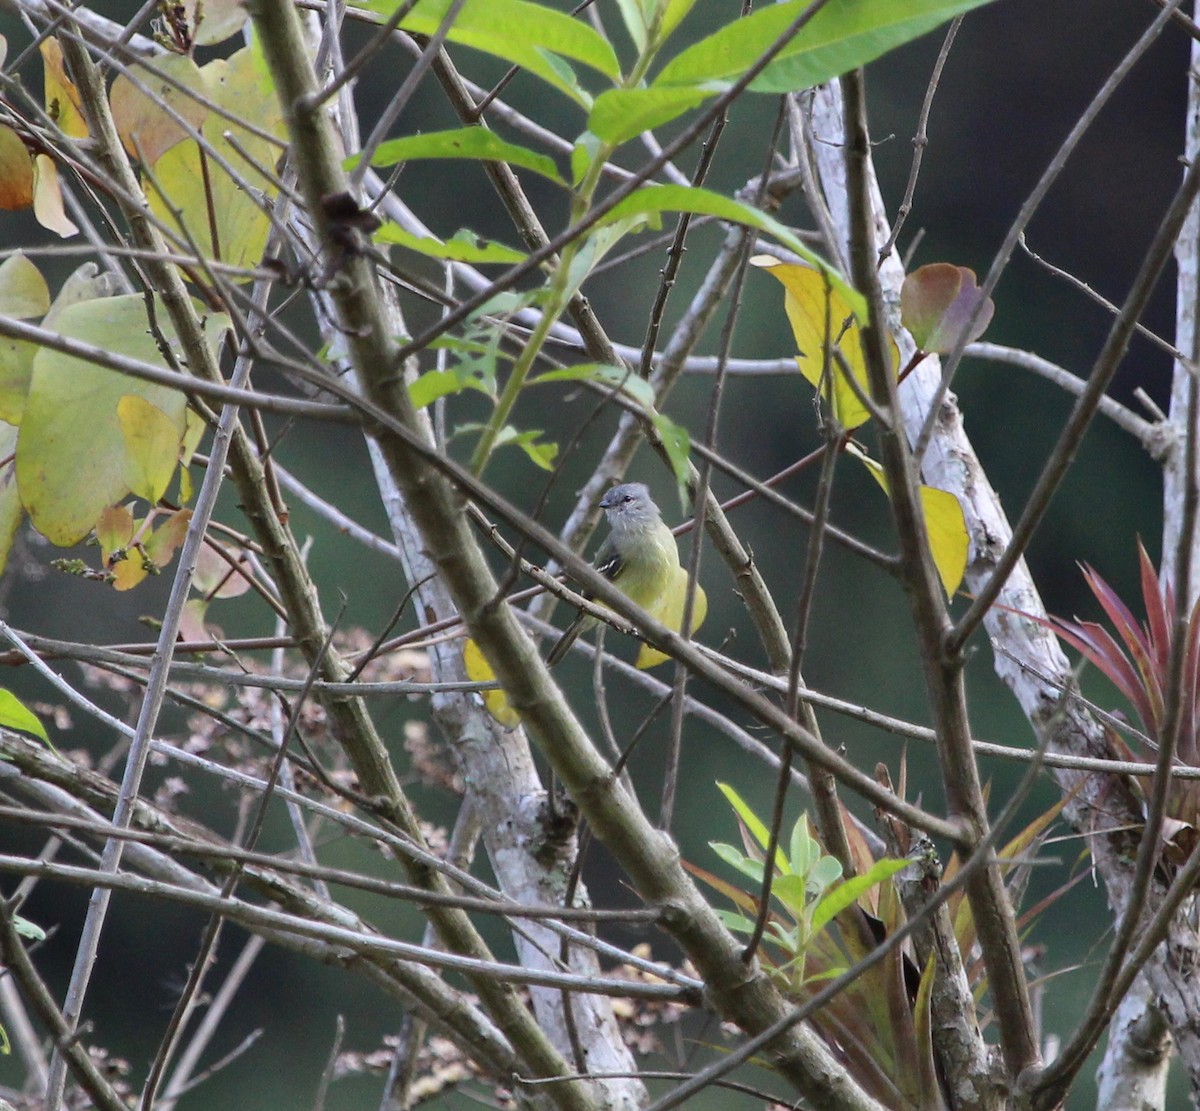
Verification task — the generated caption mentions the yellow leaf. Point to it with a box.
[635,571,708,669]
[144,44,285,275]
[919,485,970,598]
[847,444,968,598]
[118,395,185,504]
[32,155,77,238]
[40,40,88,140]
[463,638,521,728]
[751,255,897,431]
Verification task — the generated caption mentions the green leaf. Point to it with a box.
[572,131,603,187]
[717,782,771,852]
[659,0,700,41]
[789,814,818,876]
[773,873,812,917]
[656,0,996,94]
[0,688,48,744]
[357,126,564,184]
[12,914,45,941]
[612,0,649,52]
[408,367,494,409]
[652,410,690,492]
[809,855,844,894]
[0,257,44,427]
[709,841,764,883]
[588,85,711,145]
[810,856,908,933]
[715,909,759,934]
[596,184,861,311]
[374,222,526,264]
[493,426,559,470]
[16,295,225,546]
[367,0,620,104]
[0,253,49,319]
[530,362,656,408]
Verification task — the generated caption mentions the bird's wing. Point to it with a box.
[592,536,623,585]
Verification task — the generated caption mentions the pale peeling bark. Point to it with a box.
[366,435,646,1111]
[1162,4,1200,599]
[293,14,645,1108]
[1095,976,1172,1111]
[806,80,1200,1108]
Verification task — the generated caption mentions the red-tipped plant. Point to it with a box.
[1047,542,1200,832]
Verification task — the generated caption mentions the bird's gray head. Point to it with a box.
[599,483,661,532]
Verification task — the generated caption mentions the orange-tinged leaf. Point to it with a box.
[145,508,192,568]
[463,637,521,728]
[40,40,88,140]
[110,53,207,164]
[635,572,707,668]
[32,155,78,237]
[0,126,34,210]
[752,255,897,431]
[848,443,968,597]
[96,503,147,591]
[118,394,184,504]
[95,504,135,560]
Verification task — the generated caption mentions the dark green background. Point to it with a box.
[0,0,1186,1106]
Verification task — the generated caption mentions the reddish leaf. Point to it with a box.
[1081,566,1163,724]
[900,263,994,353]
[1052,616,1159,733]
[1138,542,1171,674]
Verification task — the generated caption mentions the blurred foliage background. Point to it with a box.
[0,0,1186,1106]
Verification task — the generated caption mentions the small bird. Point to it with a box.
[547,482,705,668]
